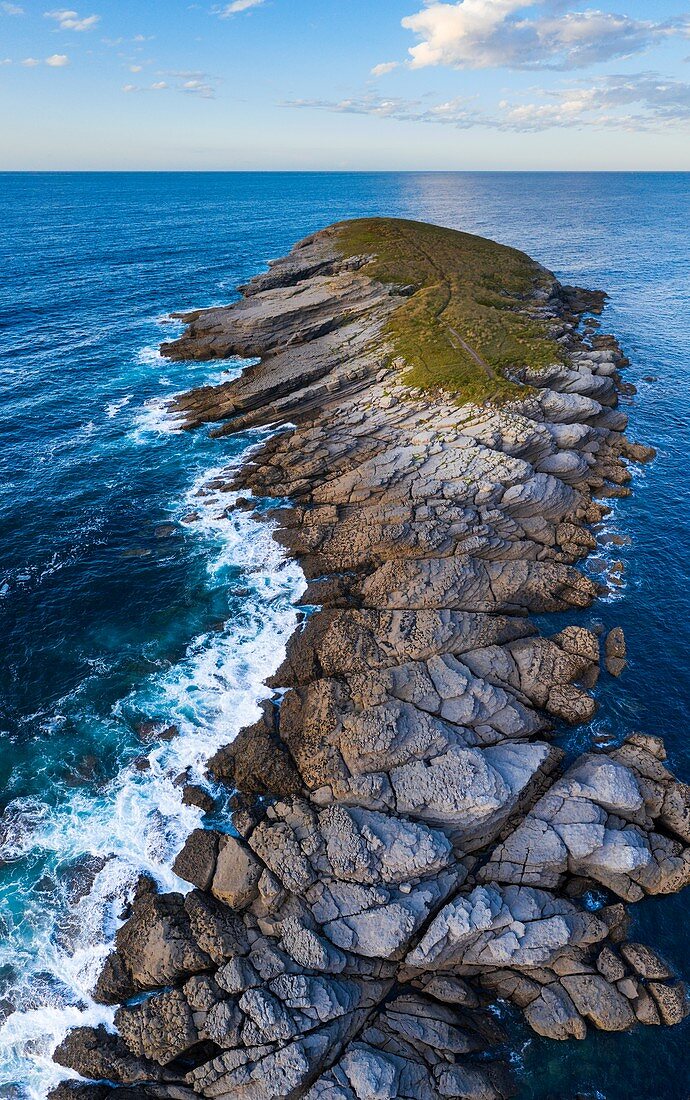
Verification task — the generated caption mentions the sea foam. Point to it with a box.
[0,438,305,1097]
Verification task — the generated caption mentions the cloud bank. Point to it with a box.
[286,71,690,132]
[399,0,690,71]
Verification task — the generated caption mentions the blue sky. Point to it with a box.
[1,0,690,169]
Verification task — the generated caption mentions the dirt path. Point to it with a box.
[397,223,497,382]
[446,323,497,379]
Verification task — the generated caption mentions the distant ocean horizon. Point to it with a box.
[1,170,689,1097]
[3,170,690,181]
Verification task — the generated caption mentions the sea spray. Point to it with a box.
[0,439,305,1097]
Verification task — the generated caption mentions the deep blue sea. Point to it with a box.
[0,172,689,1099]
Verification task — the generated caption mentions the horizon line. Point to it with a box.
[2,168,690,174]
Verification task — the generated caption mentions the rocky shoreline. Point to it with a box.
[52,219,690,1099]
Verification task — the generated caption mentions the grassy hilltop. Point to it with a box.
[337,217,563,404]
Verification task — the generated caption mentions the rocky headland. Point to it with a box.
[52,219,690,1100]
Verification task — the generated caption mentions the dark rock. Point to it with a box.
[183,889,250,962]
[207,701,301,798]
[48,1086,111,1100]
[95,892,212,1004]
[181,785,217,814]
[619,942,672,980]
[115,988,198,1065]
[211,834,263,909]
[53,1025,169,1085]
[172,829,220,891]
[605,626,627,676]
[135,722,179,744]
[648,981,689,1026]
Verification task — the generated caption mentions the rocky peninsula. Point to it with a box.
[53,218,690,1099]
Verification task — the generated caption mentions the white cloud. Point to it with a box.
[371,61,400,76]
[19,52,71,66]
[1,3,24,15]
[45,8,100,32]
[181,77,215,97]
[218,0,264,15]
[289,93,483,128]
[1,57,12,64]
[125,72,214,98]
[123,80,168,93]
[285,71,690,132]
[129,63,142,72]
[162,68,218,97]
[401,0,690,72]
[501,72,690,130]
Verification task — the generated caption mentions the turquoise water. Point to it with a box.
[0,172,689,1098]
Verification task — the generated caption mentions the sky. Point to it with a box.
[1,0,690,169]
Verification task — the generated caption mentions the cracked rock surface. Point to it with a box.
[52,220,688,1099]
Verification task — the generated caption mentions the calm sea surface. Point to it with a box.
[0,172,689,1098]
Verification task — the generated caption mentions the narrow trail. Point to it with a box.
[398,224,497,381]
[446,323,496,380]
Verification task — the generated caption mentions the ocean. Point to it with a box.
[0,171,689,1099]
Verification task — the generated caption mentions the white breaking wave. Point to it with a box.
[135,344,164,367]
[105,395,133,419]
[0,442,305,1097]
[129,355,255,444]
[129,395,186,441]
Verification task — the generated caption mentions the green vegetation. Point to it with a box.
[336,217,562,405]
